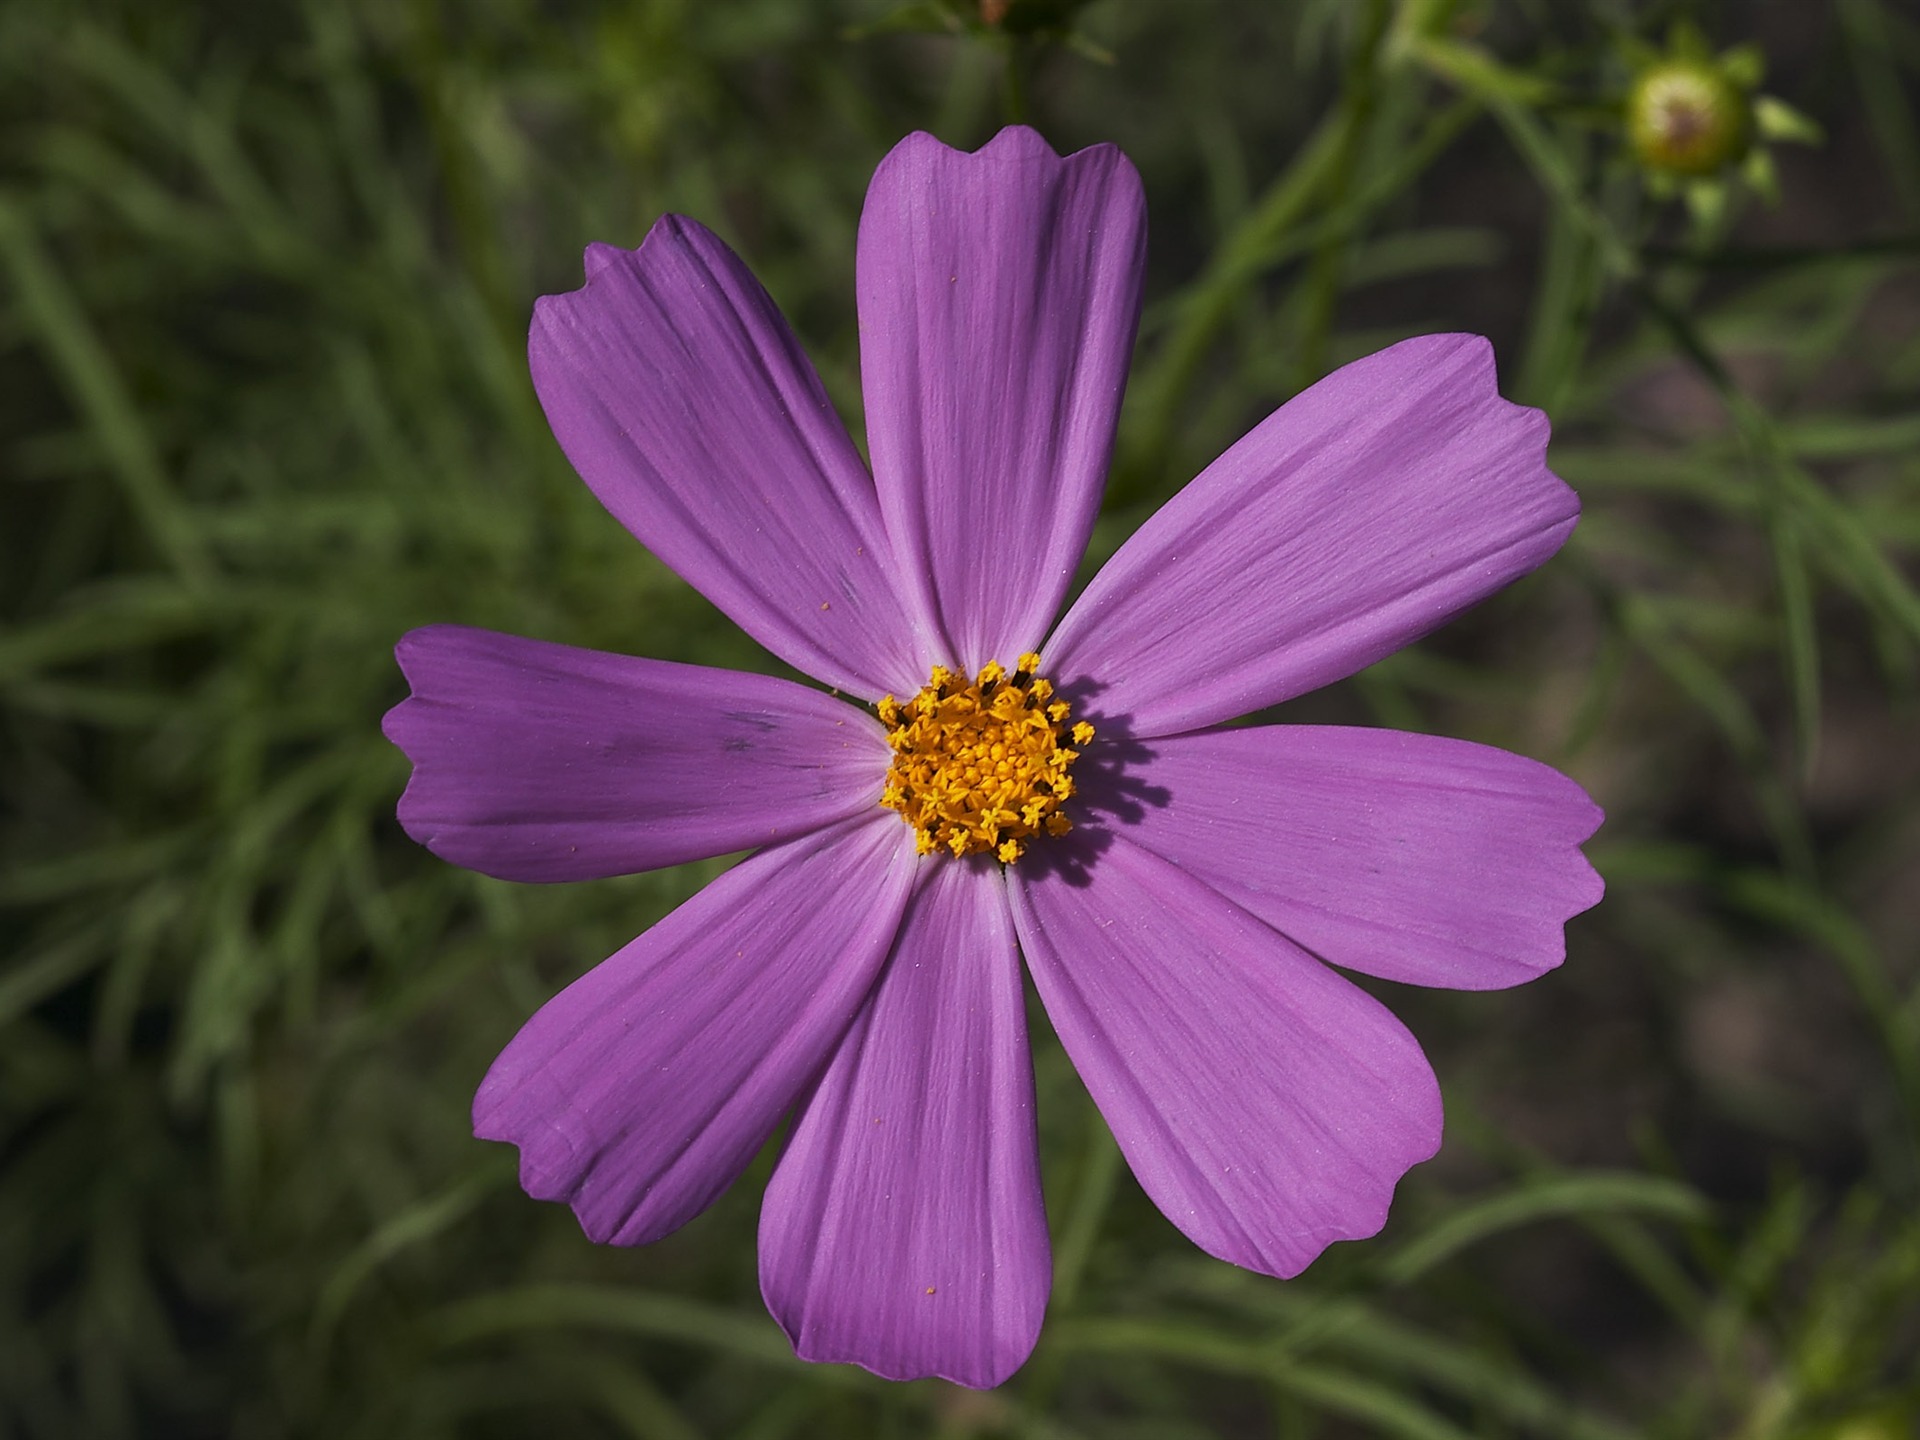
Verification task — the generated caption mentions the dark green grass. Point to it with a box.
[3,1,1917,1435]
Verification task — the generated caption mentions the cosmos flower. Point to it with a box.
[384,126,1603,1389]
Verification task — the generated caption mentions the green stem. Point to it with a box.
[1052,1112,1123,1313]
[1291,0,1393,387]
[1119,90,1478,501]
[1020,1109,1121,1410]
[1514,146,1600,411]
[1001,35,1029,126]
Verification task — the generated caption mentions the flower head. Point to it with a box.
[385,127,1604,1389]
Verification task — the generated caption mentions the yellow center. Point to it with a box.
[878,653,1094,864]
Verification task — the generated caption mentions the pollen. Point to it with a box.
[878,653,1090,863]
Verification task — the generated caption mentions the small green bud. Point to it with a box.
[1626,59,1752,177]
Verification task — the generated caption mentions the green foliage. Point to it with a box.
[3,0,1917,1435]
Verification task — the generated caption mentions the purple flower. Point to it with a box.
[384,127,1603,1389]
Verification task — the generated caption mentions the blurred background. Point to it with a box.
[3,0,1917,1435]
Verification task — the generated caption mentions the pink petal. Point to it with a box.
[759,861,1047,1389]
[858,127,1147,671]
[1044,335,1579,737]
[1007,832,1442,1278]
[1084,726,1603,990]
[384,625,890,882]
[530,221,929,699]
[472,816,917,1246]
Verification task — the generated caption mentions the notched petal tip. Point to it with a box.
[1394,332,1561,468]
[471,1103,578,1211]
[782,1329,1039,1391]
[1251,1102,1444,1283]
[1531,763,1608,922]
[378,694,412,755]
[581,238,633,279]
[770,1263,1045,1389]
[473,1106,633,1247]
[1238,1038,1446,1280]
[1566,812,1609,919]
[978,123,1058,157]
[390,621,461,681]
[381,625,443,769]
[884,124,1055,165]
[380,643,450,859]
[875,123,1141,187]
[1422,330,1579,527]
[973,123,1134,173]
[566,224,704,290]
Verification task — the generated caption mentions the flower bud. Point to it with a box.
[1626,59,1752,177]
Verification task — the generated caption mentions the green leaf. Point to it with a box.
[430,1286,831,1376]
[1380,1173,1711,1286]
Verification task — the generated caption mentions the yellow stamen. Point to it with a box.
[877,655,1092,863]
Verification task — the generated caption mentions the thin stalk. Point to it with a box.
[1120,90,1479,499]
[1001,35,1029,125]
